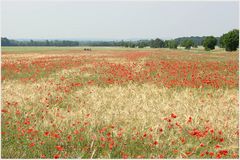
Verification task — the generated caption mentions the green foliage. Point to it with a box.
[203,36,217,51]
[192,43,198,48]
[164,40,169,48]
[1,37,11,46]
[1,37,79,46]
[219,29,239,51]
[181,39,194,49]
[168,40,178,49]
[219,33,227,48]
[150,38,165,48]
[137,40,149,48]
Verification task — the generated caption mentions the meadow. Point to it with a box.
[1,46,239,158]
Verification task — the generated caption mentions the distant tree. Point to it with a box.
[1,37,11,46]
[138,42,145,48]
[150,38,164,48]
[129,42,136,48]
[164,40,169,48]
[203,36,217,51]
[219,33,227,48]
[45,40,49,46]
[181,39,194,49]
[168,40,178,49]
[175,36,204,46]
[220,29,239,51]
[192,43,198,48]
[124,42,129,47]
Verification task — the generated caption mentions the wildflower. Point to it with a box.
[216,153,222,159]
[210,129,214,134]
[99,127,107,134]
[200,152,205,157]
[153,140,158,145]
[74,130,79,135]
[55,145,64,151]
[209,152,214,157]
[215,144,221,149]
[27,128,34,133]
[180,137,185,144]
[109,142,114,150]
[232,152,238,158]
[143,133,147,138]
[158,154,164,158]
[16,110,21,115]
[24,118,31,125]
[219,150,228,156]
[44,131,50,136]
[1,109,8,113]
[1,132,6,135]
[171,113,177,118]
[52,133,60,138]
[187,117,192,123]
[117,132,122,137]
[106,132,111,137]
[173,149,178,154]
[40,154,46,158]
[67,135,72,141]
[29,142,35,147]
[100,137,105,142]
[200,143,204,147]
[122,154,128,159]
[54,154,60,159]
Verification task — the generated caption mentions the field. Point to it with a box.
[1,47,239,158]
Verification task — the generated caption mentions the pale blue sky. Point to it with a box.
[1,0,239,40]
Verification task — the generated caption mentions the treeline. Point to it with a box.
[1,38,79,46]
[1,29,239,51]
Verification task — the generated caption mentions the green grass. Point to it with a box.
[1,46,80,53]
[2,46,233,54]
[1,46,148,53]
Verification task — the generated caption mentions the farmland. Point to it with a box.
[1,47,239,158]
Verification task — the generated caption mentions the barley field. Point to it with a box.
[1,47,239,158]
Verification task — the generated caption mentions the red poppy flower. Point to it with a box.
[29,142,35,147]
[209,152,214,156]
[215,144,221,149]
[55,145,64,151]
[54,154,60,159]
[171,113,177,118]
[41,154,46,158]
[44,131,50,136]
[219,138,224,143]
[153,141,158,145]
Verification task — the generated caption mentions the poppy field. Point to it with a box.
[1,47,239,158]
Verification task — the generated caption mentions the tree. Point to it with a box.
[164,40,169,48]
[168,40,178,49]
[219,33,227,48]
[203,36,217,51]
[1,37,11,46]
[181,39,194,49]
[150,38,164,48]
[219,29,239,51]
[192,43,198,48]
[138,42,145,48]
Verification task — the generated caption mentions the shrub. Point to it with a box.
[220,29,239,51]
[203,36,217,51]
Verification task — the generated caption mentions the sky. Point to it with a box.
[1,0,239,40]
